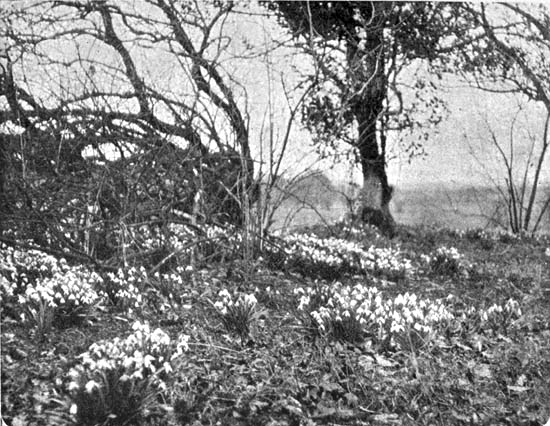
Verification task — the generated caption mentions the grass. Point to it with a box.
[1,223,550,426]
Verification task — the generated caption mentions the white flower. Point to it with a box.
[214,301,226,313]
[218,289,231,299]
[298,295,310,311]
[243,294,257,306]
[67,381,80,391]
[131,370,144,380]
[390,322,404,333]
[70,404,78,415]
[85,380,100,393]
[413,323,425,332]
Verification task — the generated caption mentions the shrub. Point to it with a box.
[67,321,189,425]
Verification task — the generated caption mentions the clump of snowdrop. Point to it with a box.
[461,228,491,241]
[120,223,244,266]
[342,221,382,237]
[1,243,69,302]
[422,246,465,276]
[102,264,197,318]
[213,289,260,338]
[168,223,242,260]
[296,283,453,350]
[268,233,411,280]
[20,267,103,330]
[361,246,412,280]
[67,321,189,425]
[101,267,145,312]
[121,224,195,257]
[444,295,523,338]
[1,244,103,332]
[478,298,522,333]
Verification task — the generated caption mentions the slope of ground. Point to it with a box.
[1,223,549,426]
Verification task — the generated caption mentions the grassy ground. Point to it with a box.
[2,224,550,426]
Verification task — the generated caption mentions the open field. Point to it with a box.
[271,184,550,234]
[2,222,550,425]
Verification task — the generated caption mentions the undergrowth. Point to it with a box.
[1,224,549,425]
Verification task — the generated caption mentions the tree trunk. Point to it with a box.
[348,4,396,237]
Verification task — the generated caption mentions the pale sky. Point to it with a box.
[389,84,549,190]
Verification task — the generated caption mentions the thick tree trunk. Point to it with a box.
[348,4,396,237]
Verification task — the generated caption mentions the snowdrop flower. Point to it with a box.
[67,381,80,391]
[214,301,227,314]
[298,295,310,311]
[85,380,100,393]
[390,322,404,333]
[218,289,231,299]
[244,294,257,306]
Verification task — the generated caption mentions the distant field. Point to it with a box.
[271,184,550,233]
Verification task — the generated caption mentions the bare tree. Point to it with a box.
[0,0,259,264]
[451,3,550,233]
[465,105,550,233]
